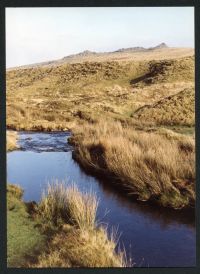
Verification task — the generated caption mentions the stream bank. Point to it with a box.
[7,131,196,267]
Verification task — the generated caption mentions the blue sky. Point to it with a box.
[6,7,194,68]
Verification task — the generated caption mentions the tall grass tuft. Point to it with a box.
[38,181,98,229]
[66,184,98,230]
[34,181,130,268]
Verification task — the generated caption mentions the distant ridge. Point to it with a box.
[63,50,97,59]
[114,46,145,53]
[8,43,194,70]
[114,43,168,53]
[148,43,168,50]
[63,43,169,58]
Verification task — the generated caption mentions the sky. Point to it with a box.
[6,7,194,68]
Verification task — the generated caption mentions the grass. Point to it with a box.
[6,55,194,131]
[7,184,45,267]
[6,48,195,264]
[33,182,128,268]
[7,182,128,268]
[70,120,195,209]
[33,227,128,268]
[38,181,98,230]
[7,131,19,151]
[134,88,195,126]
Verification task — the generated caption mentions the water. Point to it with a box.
[7,131,196,267]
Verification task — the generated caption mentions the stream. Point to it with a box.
[7,131,196,267]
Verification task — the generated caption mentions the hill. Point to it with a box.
[7,44,194,70]
[6,46,195,210]
[6,48,194,131]
[133,88,194,126]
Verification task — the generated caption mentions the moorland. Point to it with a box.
[7,43,195,267]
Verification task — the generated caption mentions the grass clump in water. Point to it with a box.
[34,182,129,267]
[38,181,98,230]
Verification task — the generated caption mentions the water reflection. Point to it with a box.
[76,158,195,230]
[7,131,196,267]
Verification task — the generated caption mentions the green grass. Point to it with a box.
[7,184,46,267]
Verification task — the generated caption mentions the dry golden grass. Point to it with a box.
[33,227,128,268]
[7,131,19,151]
[34,182,128,268]
[38,181,98,230]
[134,88,195,126]
[6,49,195,266]
[6,50,195,209]
[6,55,194,130]
[71,120,195,209]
